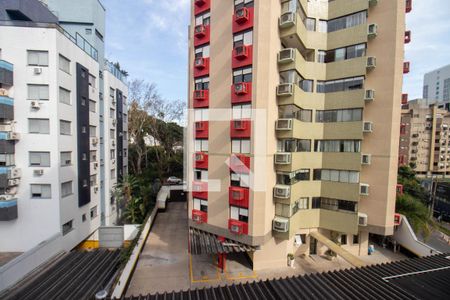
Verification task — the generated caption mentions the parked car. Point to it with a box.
[167,176,182,185]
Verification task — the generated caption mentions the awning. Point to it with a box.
[189,227,255,255]
[310,231,366,267]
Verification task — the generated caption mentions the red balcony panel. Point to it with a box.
[194,0,210,16]
[394,213,402,226]
[232,7,254,33]
[192,181,208,199]
[232,45,253,69]
[230,119,251,139]
[192,209,207,224]
[403,62,410,74]
[228,219,248,235]
[404,31,411,44]
[193,57,210,78]
[195,121,209,139]
[193,90,209,108]
[402,93,408,105]
[396,184,404,195]
[194,25,210,47]
[231,82,252,104]
[398,155,406,165]
[229,186,249,208]
[229,154,251,174]
[194,152,208,169]
[405,0,412,13]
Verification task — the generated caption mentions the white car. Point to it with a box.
[167,176,182,185]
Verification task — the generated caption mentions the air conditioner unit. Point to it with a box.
[5,187,18,195]
[0,88,8,96]
[369,0,378,7]
[8,168,21,179]
[234,82,248,95]
[34,169,44,176]
[275,119,293,130]
[277,83,293,96]
[230,223,243,234]
[112,119,117,126]
[195,153,205,162]
[363,121,373,133]
[233,120,247,130]
[361,154,372,165]
[368,24,378,38]
[194,57,206,69]
[273,217,289,233]
[279,12,296,28]
[91,137,98,145]
[7,132,20,140]
[94,186,99,193]
[358,213,368,226]
[34,67,42,75]
[192,213,203,223]
[366,57,376,69]
[112,159,116,165]
[0,124,12,132]
[0,195,14,201]
[8,179,20,186]
[360,183,370,196]
[364,89,375,101]
[274,185,290,199]
[278,49,295,64]
[274,153,291,165]
[31,101,41,109]
[94,162,98,169]
[111,140,116,147]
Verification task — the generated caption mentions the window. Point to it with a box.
[110,149,115,159]
[29,152,50,167]
[28,84,49,101]
[89,126,97,137]
[110,88,115,103]
[277,139,311,152]
[85,28,92,35]
[195,45,210,58]
[318,20,327,32]
[59,87,71,105]
[194,109,209,122]
[195,139,209,152]
[232,104,251,120]
[317,50,326,63]
[443,78,450,101]
[423,85,429,99]
[233,67,252,84]
[27,50,48,66]
[82,214,87,222]
[322,43,366,63]
[110,108,115,118]
[233,30,253,47]
[29,118,49,134]
[193,198,208,212]
[231,139,251,154]
[317,76,364,93]
[31,184,51,198]
[61,181,73,197]
[277,169,310,185]
[305,18,316,31]
[111,169,116,179]
[90,174,97,186]
[313,169,360,184]
[110,129,115,139]
[316,108,363,123]
[230,206,249,222]
[195,77,209,91]
[89,100,96,112]
[90,206,98,219]
[195,11,210,26]
[194,169,208,181]
[90,150,97,161]
[0,154,14,166]
[231,172,250,188]
[60,120,71,135]
[88,74,96,88]
[298,197,309,210]
[278,105,312,122]
[60,151,72,166]
[340,234,347,245]
[275,200,301,218]
[314,140,361,153]
[326,11,366,33]
[279,70,313,92]
[353,234,359,244]
[235,0,254,9]
[59,54,70,73]
[62,220,73,235]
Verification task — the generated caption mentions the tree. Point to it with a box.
[396,193,433,238]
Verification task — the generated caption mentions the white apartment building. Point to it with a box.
[423,64,450,110]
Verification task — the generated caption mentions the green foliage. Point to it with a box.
[123,197,146,224]
[396,193,432,238]
[397,165,429,202]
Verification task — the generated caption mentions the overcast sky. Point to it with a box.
[103,0,450,103]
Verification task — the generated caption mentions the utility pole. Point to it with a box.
[429,176,438,218]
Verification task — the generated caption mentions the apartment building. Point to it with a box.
[0,0,128,256]
[188,0,408,269]
[399,100,450,178]
[422,64,450,110]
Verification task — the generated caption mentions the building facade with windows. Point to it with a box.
[188,0,408,269]
[399,99,450,178]
[0,0,128,254]
[422,64,450,111]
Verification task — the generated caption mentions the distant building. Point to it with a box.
[422,180,450,222]
[399,100,450,177]
[422,64,450,111]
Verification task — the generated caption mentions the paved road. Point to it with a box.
[125,202,190,296]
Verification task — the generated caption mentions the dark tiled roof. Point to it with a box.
[189,227,255,255]
[3,249,121,300]
[118,254,450,300]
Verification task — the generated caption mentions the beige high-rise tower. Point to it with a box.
[187,0,409,270]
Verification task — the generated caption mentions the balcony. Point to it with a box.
[0,60,14,86]
[0,96,14,120]
[275,152,361,173]
[277,48,324,79]
[193,57,209,78]
[232,45,253,69]
[230,119,251,138]
[229,186,249,208]
[0,197,18,221]
[403,62,410,74]
[229,154,251,174]
[328,24,368,50]
[405,0,412,13]
[321,181,360,202]
[402,93,408,105]
[319,209,358,235]
[194,24,210,47]
[231,82,252,104]
[233,7,254,33]
[192,209,207,224]
[194,121,209,139]
[228,219,248,235]
[404,31,411,44]
[192,181,208,199]
[194,152,208,169]
[279,12,325,51]
[328,0,369,20]
[194,0,210,15]
[326,56,368,80]
[193,90,209,108]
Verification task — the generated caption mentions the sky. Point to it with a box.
[103,0,450,103]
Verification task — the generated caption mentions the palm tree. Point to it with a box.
[123,197,145,224]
